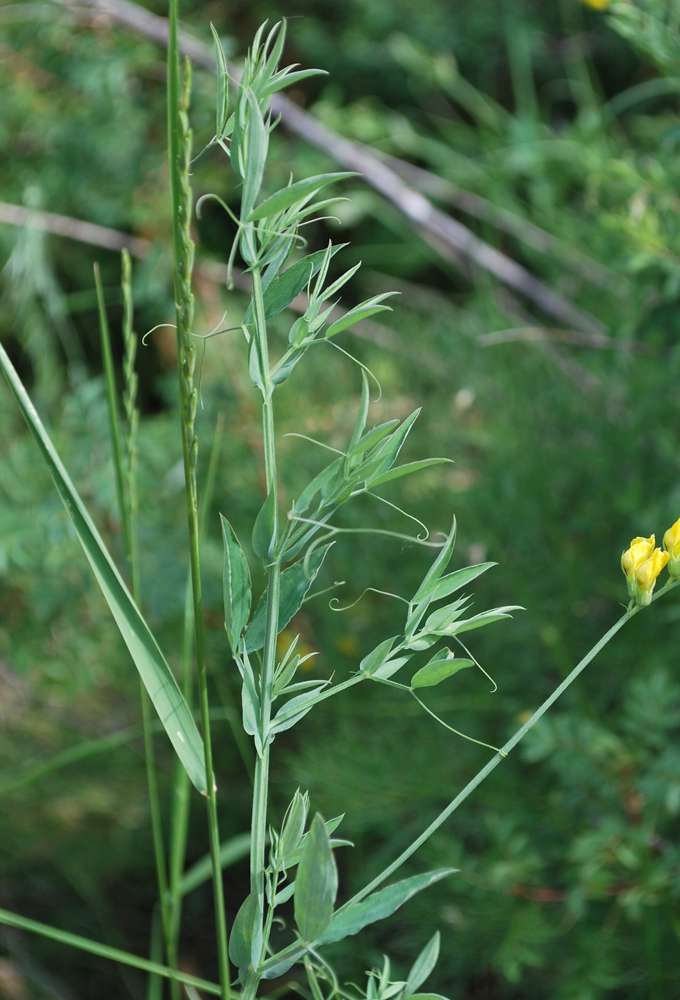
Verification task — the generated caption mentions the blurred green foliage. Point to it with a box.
[2,0,680,998]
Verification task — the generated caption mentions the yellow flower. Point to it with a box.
[621,534,655,598]
[634,547,669,606]
[580,0,609,9]
[663,517,680,578]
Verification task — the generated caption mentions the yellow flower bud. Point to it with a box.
[663,517,680,578]
[621,535,655,598]
[634,547,669,606]
[579,0,609,8]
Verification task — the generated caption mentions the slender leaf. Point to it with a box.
[0,906,221,996]
[429,563,497,603]
[295,814,338,942]
[262,245,344,319]
[210,24,229,139]
[360,410,420,484]
[324,292,397,339]
[360,636,398,676]
[371,654,411,680]
[259,942,305,980]
[269,683,328,736]
[0,343,207,793]
[445,607,522,636]
[229,891,261,970]
[318,869,456,945]
[252,489,277,559]
[366,458,451,490]
[245,543,333,651]
[220,514,252,653]
[405,932,441,996]
[263,67,326,95]
[247,172,354,222]
[412,518,457,604]
[423,596,471,634]
[241,89,268,217]
[410,650,474,689]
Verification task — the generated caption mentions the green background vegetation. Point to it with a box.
[2,0,680,997]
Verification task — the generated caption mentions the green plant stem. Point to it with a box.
[248,266,281,964]
[0,907,223,997]
[96,258,172,993]
[340,605,637,911]
[167,1,230,995]
[94,262,130,558]
[168,417,226,993]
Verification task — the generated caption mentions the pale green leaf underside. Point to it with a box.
[0,343,207,794]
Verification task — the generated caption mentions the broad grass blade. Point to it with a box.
[0,343,207,794]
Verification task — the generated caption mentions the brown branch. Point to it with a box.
[48,0,607,337]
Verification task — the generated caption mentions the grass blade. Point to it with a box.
[0,341,207,794]
[0,906,221,996]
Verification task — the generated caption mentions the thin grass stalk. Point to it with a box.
[97,257,172,996]
[167,2,230,994]
[0,907,222,997]
[121,247,140,592]
[167,415,228,980]
[94,262,129,555]
[123,258,174,995]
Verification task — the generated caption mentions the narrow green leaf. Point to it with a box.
[317,869,456,945]
[277,789,309,864]
[366,458,451,490]
[259,942,305,980]
[0,906,222,996]
[252,489,277,560]
[271,347,305,386]
[0,343,207,794]
[245,543,333,651]
[263,67,327,96]
[348,372,370,457]
[422,595,471,634]
[262,246,343,319]
[317,261,362,304]
[371,654,411,680]
[292,457,343,516]
[220,514,252,653]
[412,517,457,604]
[229,891,261,970]
[295,814,338,942]
[445,606,522,636]
[248,334,266,392]
[429,563,496,603]
[269,683,328,735]
[210,24,229,139]
[359,409,420,485]
[324,292,397,339]
[405,932,441,996]
[247,172,354,222]
[349,419,400,463]
[410,650,473,689]
[235,654,261,748]
[360,636,398,676]
[241,89,268,217]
